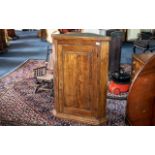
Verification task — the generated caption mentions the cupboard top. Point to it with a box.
[52,33,111,41]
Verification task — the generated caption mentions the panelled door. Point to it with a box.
[57,44,99,117]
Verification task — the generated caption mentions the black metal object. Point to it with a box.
[111,69,131,84]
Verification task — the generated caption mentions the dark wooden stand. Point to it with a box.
[108,31,123,76]
[7,29,16,38]
[0,29,7,52]
[39,29,47,40]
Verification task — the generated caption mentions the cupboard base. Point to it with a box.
[55,112,107,126]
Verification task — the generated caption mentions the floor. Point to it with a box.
[0,30,142,77]
[0,30,50,77]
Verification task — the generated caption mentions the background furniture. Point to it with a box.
[133,40,149,53]
[7,29,16,38]
[106,29,119,36]
[58,29,82,34]
[127,53,155,125]
[0,29,7,52]
[132,52,155,79]
[133,31,155,53]
[53,33,110,125]
[34,49,53,95]
[39,29,48,41]
[38,29,60,43]
[140,32,153,39]
[7,29,19,40]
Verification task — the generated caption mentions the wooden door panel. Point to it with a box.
[63,53,78,108]
[60,45,97,117]
[62,45,96,53]
[63,52,91,109]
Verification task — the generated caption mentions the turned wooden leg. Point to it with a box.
[35,84,41,93]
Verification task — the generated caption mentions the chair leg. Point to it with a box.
[50,89,54,97]
[35,84,41,93]
[50,80,54,96]
[150,48,155,52]
[133,46,136,53]
[143,49,147,53]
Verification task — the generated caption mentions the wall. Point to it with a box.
[46,29,60,43]
[83,29,113,36]
[127,29,141,41]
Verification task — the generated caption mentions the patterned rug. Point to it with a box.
[0,60,130,126]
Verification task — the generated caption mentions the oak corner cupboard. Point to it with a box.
[52,33,110,125]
